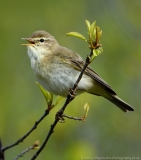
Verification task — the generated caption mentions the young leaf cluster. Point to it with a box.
[66,20,103,62]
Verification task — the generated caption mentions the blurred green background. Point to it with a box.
[0,0,141,159]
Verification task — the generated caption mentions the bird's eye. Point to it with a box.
[40,38,44,42]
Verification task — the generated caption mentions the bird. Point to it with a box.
[22,30,134,112]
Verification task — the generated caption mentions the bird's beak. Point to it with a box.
[21,38,35,46]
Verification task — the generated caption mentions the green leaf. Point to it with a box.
[54,96,64,106]
[88,50,97,62]
[97,47,103,54]
[83,103,90,119]
[93,47,103,57]
[90,21,96,39]
[98,29,102,40]
[93,49,98,57]
[85,20,91,32]
[66,32,87,41]
[84,103,90,111]
[96,26,101,32]
[36,82,53,103]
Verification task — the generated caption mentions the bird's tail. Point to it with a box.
[105,95,134,112]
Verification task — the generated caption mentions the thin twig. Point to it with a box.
[31,50,93,160]
[31,120,58,160]
[2,109,49,152]
[14,140,39,160]
[62,114,83,121]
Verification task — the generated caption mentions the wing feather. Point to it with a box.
[71,60,116,95]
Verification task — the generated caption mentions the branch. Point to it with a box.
[62,114,83,121]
